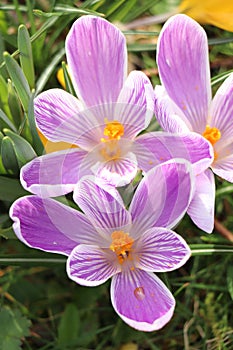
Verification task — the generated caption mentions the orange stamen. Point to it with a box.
[110,231,134,264]
[101,119,124,143]
[202,125,221,146]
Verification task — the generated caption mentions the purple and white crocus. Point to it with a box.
[154,14,233,233]
[11,160,192,331]
[20,15,213,197]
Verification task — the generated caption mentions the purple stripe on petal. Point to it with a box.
[10,196,98,255]
[74,176,131,237]
[95,152,138,187]
[34,89,84,145]
[116,71,155,138]
[111,269,175,331]
[187,169,215,233]
[66,16,127,107]
[210,73,233,150]
[157,14,211,133]
[67,244,119,286]
[129,160,193,236]
[135,227,191,272]
[20,148,87,197]
[134,131,213,175]
[154,85,192,133]
[212,150,233,183]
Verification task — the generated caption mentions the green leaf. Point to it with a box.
[127,43,155,52]
[3,52,31,112]
[0,254,66,265]
[0,74,10,114]
[33,5,103,17]
[0,175,28,201]
[190,243,233,256]
[18,24,35,89]
[227,265,233,300]
[1,136,19,174]
[0,307,31,350]
[0,226,16,239]
[35,47,65,94]
[0,131,7,174]
[7,79,23,129]
[3,128,37,167]
[61,61,76,96]
[0,16,59,71]
[57,303,81,346]
[0,108,17,132]
[27,91,44,155]
[211,69,233,86]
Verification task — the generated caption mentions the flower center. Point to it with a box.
[109,230,134,264]
[101,119,124,143]
[100,119,124,161]
[202,125,221,146]
[100,140,121,161]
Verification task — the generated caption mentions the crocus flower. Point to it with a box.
[155,14,233,232]
[21,15,213,198]
[10,160,192,331]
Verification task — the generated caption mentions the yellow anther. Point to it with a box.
[101,119,124,143]
[110,231,134,264]
[202,125,221,146]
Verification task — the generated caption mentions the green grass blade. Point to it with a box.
[1,136,19,174]
[18,24,35,89]
[35,47,65,94]
[3,52,31,112]
[0,108,17,132]
[3,128,37,167]
[61,61,76,96]
[7,79,23,129]
[26,91,44,155]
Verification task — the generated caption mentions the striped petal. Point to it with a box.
[66,16,127,107]
[111,269,175,331]
[20,148,87,197]
[157,14,211,133]
[10,196,98,255]
[134,131,213,175]
[67,244,119,286]
[129,160,194,237]
[117,71,155,138]
[187,169,215,233]
[73,176,131,239]
[135,227,191,272]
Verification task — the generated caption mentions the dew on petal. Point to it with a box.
[134,286,145,301]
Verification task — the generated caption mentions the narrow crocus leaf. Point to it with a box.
[17,24,35,89]
[3,128,37,167]
[227,265,233,300]
[0,132,7,174]
[3,51,31,112]
[61,61,76,96]
[0,75,10,116]
[7,79,23,129]
[57,303,80,346]
[26,91,44,155]
[35,47,65,94]
[1,136,19,174]
[0,107,17,132]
